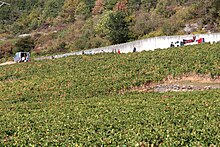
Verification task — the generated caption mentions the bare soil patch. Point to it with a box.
[123,74,220,93]
[164,73,220,85]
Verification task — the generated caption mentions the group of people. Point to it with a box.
[112,47,137,54]
[81,47,137,55]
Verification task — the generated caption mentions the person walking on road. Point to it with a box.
[133,47,137,52]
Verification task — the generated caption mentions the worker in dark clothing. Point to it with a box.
[170,42,174,47]
[193,35,196,41]
[133,47,137,52]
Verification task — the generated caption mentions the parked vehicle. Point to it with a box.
[171,36,205,47]
[174,41,184,47]
[14,52,30,63]
[84,51,93,55]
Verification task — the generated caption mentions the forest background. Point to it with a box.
[0,0,220,58]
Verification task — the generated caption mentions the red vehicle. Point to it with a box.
[171,36,205,47]
[183,36,205,45]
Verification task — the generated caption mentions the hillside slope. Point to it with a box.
[1,43,220,99]
[1,0,220,58]
[0,43,220,145]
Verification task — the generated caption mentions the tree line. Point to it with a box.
[0,0,220,58]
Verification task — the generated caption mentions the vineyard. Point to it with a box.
[0,43,220,146]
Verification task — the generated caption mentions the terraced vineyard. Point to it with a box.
[0,43,220,146]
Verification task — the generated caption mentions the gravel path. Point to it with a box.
[128,79,220,93]
[154,84,220,92]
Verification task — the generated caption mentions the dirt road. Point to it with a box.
[0,61,16,66]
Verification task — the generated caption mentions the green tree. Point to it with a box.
[13,36,35,53]
[27,8,43,30]
[128,0,141,11]
[210,0,220,22]
[61,0,79,22]
[42,0,65,18]
[140,0,158,12]
[156,0,176,18]
[105,0,118,10]
[94,11,113,37]
[106,12,129,44]
[75,0,95,17]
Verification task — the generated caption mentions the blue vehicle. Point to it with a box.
[14,52,30,63]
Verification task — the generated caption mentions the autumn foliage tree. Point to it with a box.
[92,0,105,15]
[0,42,13,58]
[113,0,128,13]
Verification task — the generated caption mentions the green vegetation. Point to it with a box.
[0,43,220,145]
[12,36,35,54]
[106,11,129,44]
[1,0,220,58]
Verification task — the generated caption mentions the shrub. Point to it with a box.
[13,36,35,54]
